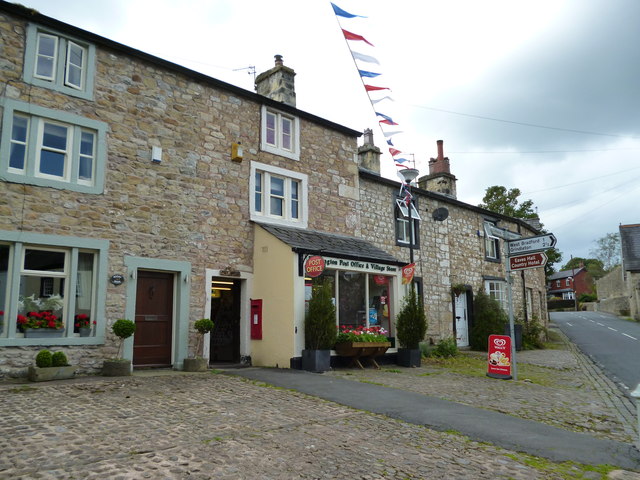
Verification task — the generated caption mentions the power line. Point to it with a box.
[407,103,640,140]
[450,147,640,155]
[522,167,640,194]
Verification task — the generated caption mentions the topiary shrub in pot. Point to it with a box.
[184,318,214,372]
[103,318,136,376]
[395,285,427,367]
[302,277,337,373]
[28,349,76,382]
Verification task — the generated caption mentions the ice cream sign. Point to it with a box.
[487,334,512,379]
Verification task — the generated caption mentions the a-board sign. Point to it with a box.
[487,334,512,379]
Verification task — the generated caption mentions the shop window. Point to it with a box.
[260,106,300,161]
[1,100,107,194]
[250,161,308,228]
[23,24,96,100]
[0,231,107,344]
[485,280,507,311]
[306,269,395,339]
[395,197,420,248]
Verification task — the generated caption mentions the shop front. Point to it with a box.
[252,223,405,369]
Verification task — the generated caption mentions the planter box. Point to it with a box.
[79,327,92,337]
[334,342,390,369]
[397,348,421,367]
[28,365,76,382]
[302,349,331,373]
[102,359,132,376]
[183,357,208,372]
[24,328,65,338]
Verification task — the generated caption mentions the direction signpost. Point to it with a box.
[509,252,548,271]
[499,232,556,381]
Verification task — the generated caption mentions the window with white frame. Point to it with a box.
[23,24,96,99]
[1,100,106,193]
[556,280,561,287]
[260,106,300,160]
[395,197,420,247]
[0,231,108,344]
[485,280,507,311]
[250,162,308,227]
[484,222,500,261]
[565,278,571,287]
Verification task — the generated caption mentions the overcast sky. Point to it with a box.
[15,0,640,269]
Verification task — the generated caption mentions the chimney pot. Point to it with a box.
[274,54,284,66]
[437,139,444,161]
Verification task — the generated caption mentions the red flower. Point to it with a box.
[17,315,28,324]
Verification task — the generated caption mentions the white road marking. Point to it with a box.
[623,333,638,340]
[566,322,573,327]
[589,319,596,323]
[597,322,604,326]
[608,327,618,332]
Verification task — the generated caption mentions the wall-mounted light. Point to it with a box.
[231,142,243,163]
[130,270,137,280]
[152,146,162,164]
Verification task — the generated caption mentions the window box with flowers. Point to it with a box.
[16,294,65,338]
[334,326,391,369]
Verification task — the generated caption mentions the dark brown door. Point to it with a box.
[210,278,241,363]
[134,271,174,367]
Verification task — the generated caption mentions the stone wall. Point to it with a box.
[359,174,548,342]
[0,10,359,375]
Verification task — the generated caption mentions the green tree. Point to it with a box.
[478,186,537,219]
[589,232,621,272]
[479,185,562,276]
[561,257,606,279]
[304,278,337,350]
[470,290,508,351]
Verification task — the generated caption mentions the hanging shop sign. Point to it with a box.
[487,334,512,379]
[305,255,326,277]
[401,263,415,285]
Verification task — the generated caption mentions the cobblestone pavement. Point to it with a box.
[0,326,638,479]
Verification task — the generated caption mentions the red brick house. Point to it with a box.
[547,267,594,300]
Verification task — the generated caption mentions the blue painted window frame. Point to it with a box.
[0,230,109,346]
[23,24,96,100]
[0,99,107,194]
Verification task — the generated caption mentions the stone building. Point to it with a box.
[596,224,640,319]
[0,2,547,377]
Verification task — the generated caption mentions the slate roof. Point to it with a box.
[548,267,585,281]
[257,223,403,265]
[620,224,640,271]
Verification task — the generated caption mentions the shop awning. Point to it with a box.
[257,223,404,266]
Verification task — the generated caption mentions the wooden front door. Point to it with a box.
[209,278,241,363]
[134,271,174,367]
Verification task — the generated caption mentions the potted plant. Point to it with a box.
[28,349,77,382]
[74,314,94,337]
[302,278,337,373]
[334,326,391,369]
[183,318,214,372]
[451,283,467,297]
[395,286,427,367]
[102,318,136,376]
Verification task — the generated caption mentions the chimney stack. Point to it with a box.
[358,128,381,175]
[418,139,457,199]
[255,55,297,107]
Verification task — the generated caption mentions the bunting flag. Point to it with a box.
[351,51,380,64]
[332,3,414,173]
[342,28,374,46]
[331,2,366,18]
[371,96,394,104]
[364,85,390,92]
[358,69,381,78]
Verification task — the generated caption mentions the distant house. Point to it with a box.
[547,267,593,300]
[596,224,640,319]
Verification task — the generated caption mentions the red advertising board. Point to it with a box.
[487,334,512,379]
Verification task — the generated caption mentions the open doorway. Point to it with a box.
[209,277,241,363]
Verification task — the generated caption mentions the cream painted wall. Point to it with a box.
[251,225,297,367]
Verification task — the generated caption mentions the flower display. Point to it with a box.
[74,314,93,328]
[336,325,389,344]
[17,311,64,330]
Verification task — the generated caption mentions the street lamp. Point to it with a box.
[398,168,420,267]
